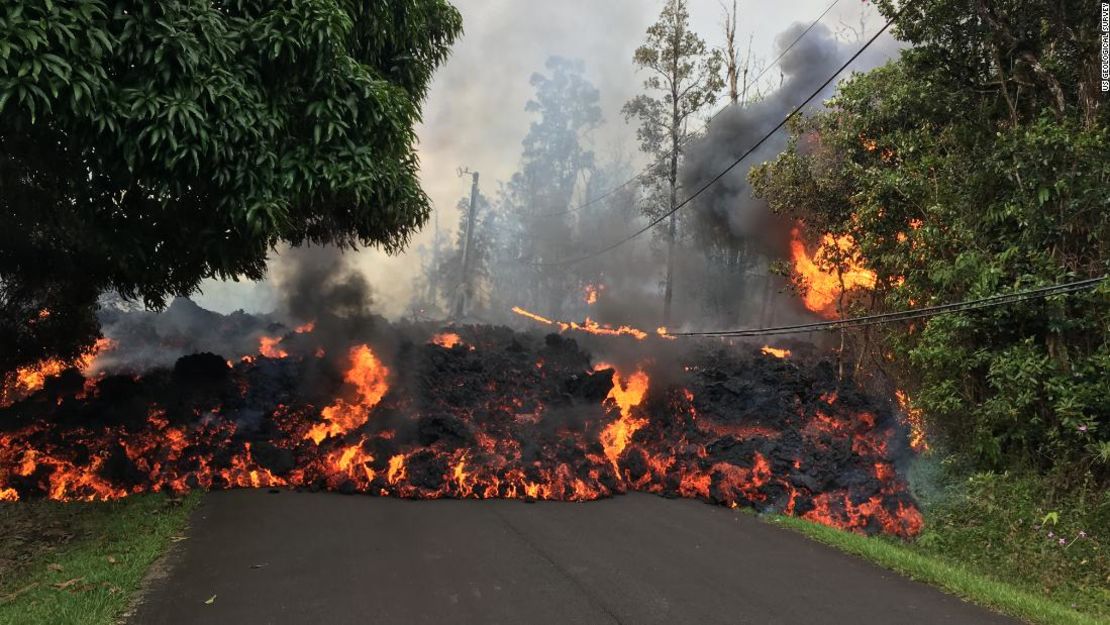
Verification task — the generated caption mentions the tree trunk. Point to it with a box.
[663,5,682,327]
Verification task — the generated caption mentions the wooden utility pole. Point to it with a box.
[454,170,480,319]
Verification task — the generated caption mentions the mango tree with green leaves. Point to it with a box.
[0,0,462,373]
[750,0,1109,482]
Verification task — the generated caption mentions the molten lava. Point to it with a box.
[0,323,924,538]
[761,346,791,358]
[1,338,115,407]
[789,227,876,317]
[431,332,462,349]
[512,306,675,342]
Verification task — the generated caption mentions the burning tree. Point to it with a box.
[0,1,462,375]
[750,0,1109,483]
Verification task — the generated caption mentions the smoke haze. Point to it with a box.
[189,1,901,329]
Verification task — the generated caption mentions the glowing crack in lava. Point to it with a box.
[0,324,924,538]
[789,227,877,317]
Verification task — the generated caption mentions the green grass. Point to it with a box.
[770,461,1109,625]
[0,493,199,625]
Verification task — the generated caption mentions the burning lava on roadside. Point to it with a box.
[0,313,923,538]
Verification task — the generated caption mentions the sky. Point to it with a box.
[194,0,891,318]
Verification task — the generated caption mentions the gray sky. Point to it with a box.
[196,0,889,317]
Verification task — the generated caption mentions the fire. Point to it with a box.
[1,338,115,407]
[596,364,650,476]
[0,323,924,538]
[895,389,929,453]
[294,321,316,333]
[511,307,677,342]
[761,346,791,358]
[511,306,566,329]
[584,283,604,305]
[305,344,390,444]
[386,454,407,485]
[259,335,288,359]
[431,332,462,349]
[656,327,677,341]
[789,227,876,317]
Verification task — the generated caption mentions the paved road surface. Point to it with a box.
[130,490,1018,625]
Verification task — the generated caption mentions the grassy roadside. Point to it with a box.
[0,493,199,625]
[770,462,1109,625]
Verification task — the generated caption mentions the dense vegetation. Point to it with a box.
[0,0,462,373]
[750,0,1109,484]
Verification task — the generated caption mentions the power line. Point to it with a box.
[668,276,1106,337]
[530,3,900,267]
[529,0,844,220]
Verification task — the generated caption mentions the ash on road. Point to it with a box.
[131,491,1017,625]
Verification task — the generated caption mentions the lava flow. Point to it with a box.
[0,320,924,537]
[511,306,674,341]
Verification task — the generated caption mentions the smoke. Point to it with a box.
[186,3,903,337]
[684,21,898,252]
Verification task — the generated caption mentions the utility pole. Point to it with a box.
[454,169,480,319]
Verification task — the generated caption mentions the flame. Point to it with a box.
[511,306,567,329]
[1,338,115,407]
[386,454,407,485]
[512,307,681,342]
[761,346,791,358]
[656,327,678,341]
[0,332,924,538]
[431,332,462,349]
[789,227,876,317]
[895,389,929,453]
[259,335,288,359]
[596,364,650,476]
[305,345,390,444]
[294,321,316,333]
[584,284,604,305]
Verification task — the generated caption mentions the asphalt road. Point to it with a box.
[129,490,1019,625]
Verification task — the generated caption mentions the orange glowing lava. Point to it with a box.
[761,346,791,358]
[431,332,462,349]
[512,307,676,342]
[1,338,115,407]
[305,345,390,444]
[789,227,876,317]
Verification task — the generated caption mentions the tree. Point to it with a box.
[623,0,723,325]
[0,0,462,373]
[493,57,601,317]
[751,0,1108,481]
